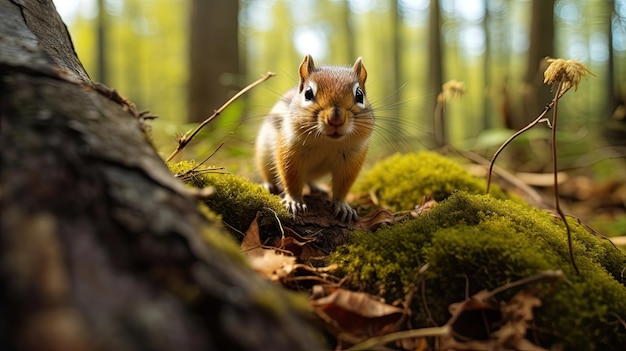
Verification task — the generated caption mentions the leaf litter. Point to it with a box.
[239,204,558,350]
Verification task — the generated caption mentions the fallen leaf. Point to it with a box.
[442,288,546,351]
[248,250,297,282]
[312,289,405,338]
[448,290,501,341]
[354,208,395,231]
[240,213,265,257]
[272,227,325,261]
[412,195,438,217]
[492,290,542,349]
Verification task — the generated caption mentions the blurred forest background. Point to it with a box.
[54,0,626,234]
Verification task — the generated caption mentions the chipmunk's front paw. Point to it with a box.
[332,200,357,223]
[282,194,307,218]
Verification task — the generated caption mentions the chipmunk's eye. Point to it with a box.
[355,87,364,104]
[304,86,315,101]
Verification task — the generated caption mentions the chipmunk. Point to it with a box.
[255,55,374,222]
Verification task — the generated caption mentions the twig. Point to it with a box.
[175,143,226,181]
[489,270,563,297]
[192,143,225,170]
[166,71,276,162]
[485,81,580,273]
[487,58,595,274]
[454,148,548,208]
[486,87,569,193]
[346,326,450,351]
[550,81,578,274]
[486,83,579,273]
[347,270,563,351]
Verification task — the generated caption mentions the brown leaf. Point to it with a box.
[412,195,438,217]
[492,290,542,349]
[312,289,405,337]
[354,208,395,231]
[448,290,501,341]
[271,227,326,261]
[442,289,546,351]
[240,213,265,257]
[248,250,297,282]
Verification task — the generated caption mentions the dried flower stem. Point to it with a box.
[486,57,596,275]
[166,71,276,162]
[485,92,564,193]
[434,80,465,147]
[551,81,578,274]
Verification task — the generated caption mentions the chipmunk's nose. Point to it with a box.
[328,106,345,126]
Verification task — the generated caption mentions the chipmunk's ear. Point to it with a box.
[298,54,315,93]
[353,57,367,86]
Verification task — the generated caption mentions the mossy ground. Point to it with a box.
[353,151,509,211]
[170,153,625,350]
[332,192,626,350]
[169,160,289,236]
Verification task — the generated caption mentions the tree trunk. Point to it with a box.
[96,0,107,84]
[388,0,403,141]
[607,0,618,118]
[187,0,240,123]
[428,0,444,143]
[482,1,492,129]
[0,1,321,350]
[520,0,554,129]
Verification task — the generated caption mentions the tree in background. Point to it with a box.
[520,0,555,130]
[187,0,240,123]
[429,0,444,143]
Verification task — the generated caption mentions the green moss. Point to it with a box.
[354,151,508,211]
[332,192,626,350]
[169,160,289,235]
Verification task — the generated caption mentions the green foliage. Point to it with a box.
[353,151,508,211]
[332,192,626,350]
[168,160,289,235]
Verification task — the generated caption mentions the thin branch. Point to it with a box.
[550,81,578,274]
[454,147,548,208]
[346,270,563,351]
[486,86,570,193]
[175,143,226,181]
[346,326,450,351]
[166,71,276,162]
[486,77,579,273]
[489,270,563,297]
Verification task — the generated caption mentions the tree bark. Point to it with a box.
[0,1,321,350]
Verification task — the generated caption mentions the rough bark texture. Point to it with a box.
[0,1,322,350]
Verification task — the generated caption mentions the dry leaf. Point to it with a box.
[240,213,265,257]
[248,250,297,281]
[413,195,438,217]
[492,290,542,349]
[354,208,394,231]
[441,289,546,351]
[312,289,405,337]
[271,227,325,260]
[448,290,501,341]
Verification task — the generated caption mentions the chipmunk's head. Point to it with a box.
[294,54,373,141]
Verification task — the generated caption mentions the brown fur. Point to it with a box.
[255,55,374,222]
